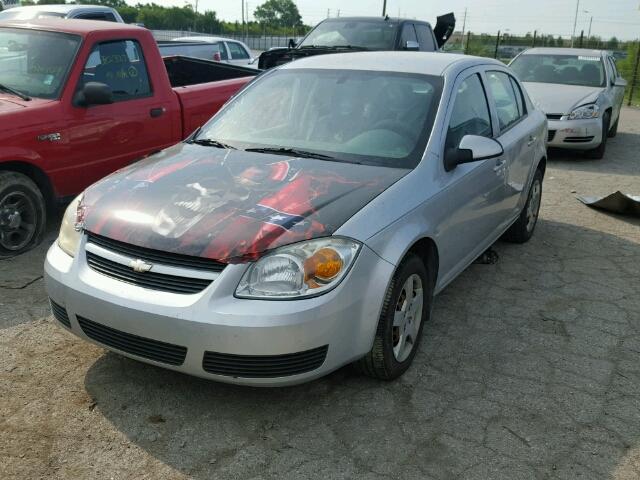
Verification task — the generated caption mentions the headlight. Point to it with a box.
[57,194,84,257]
[568,103,599,120]
[236,237,361,299]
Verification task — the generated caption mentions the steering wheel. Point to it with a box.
[371,119,418,143]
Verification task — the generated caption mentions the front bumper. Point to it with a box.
[547,117,603,150]
[44,237,394,386]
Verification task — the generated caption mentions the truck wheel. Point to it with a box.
[502,168,543,244]
[0,171,46,258]
[354,254,433,380]
[584,112,610,160]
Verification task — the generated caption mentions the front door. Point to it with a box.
[63,39,175,188]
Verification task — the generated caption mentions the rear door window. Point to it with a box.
[226,42,249,59]
[399,23,418,49]
[80,40,151,101]
[414,24,435,51]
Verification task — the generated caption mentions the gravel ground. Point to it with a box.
[1,108,639,480]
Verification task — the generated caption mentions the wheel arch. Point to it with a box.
[0,161,55,210]
[404,236,439,288]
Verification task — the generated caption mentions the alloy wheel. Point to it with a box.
[392,273,424,362]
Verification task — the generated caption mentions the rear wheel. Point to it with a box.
[354,254,433,380]
[502,168,543,244]
[0,171,46,258]
[584,112,610,159]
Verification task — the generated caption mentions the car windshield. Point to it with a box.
[298,20,398,49]
[196,68,442,168]
[0,27,80,99]
[510,53,605,88]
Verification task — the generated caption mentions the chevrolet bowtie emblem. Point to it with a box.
[129,259,153,273]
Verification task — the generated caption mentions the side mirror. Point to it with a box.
[614,77,627,88]
[404,40,420,51]
[444,135,503,172]
[75,82,113,107]
[288,38,297,49]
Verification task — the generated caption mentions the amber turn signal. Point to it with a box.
[304,247,343,286]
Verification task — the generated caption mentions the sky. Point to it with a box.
[138,0,640,40]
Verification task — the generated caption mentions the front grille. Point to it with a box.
[86,232,226,272]
[202,346,329,378]
[548,130,557,142]
[49,298,71,328]
[546,114,563,120]
[564,136,595,143]
[77,315,187,366]
[86,251,212,294]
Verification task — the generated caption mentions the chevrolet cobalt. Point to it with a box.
[45,52,547,386]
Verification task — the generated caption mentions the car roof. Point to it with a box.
[0,18,140,35]
[319,16,430,25]
[281,51,503,76]
[174,36,243,44]
[0,4,116,14]
[522,47,607,57]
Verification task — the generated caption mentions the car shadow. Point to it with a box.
[548,130,640,177]
[83,219,640,479]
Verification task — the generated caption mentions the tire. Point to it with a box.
[584,112,610,159]
[608,114,619,138]
[0,171,46,259]
[502,168,543,244]
[354,253,433,380]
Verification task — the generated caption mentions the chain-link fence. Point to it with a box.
[151,30,295,52]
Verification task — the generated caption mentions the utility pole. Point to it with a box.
[587,16,593,38]
[571,0,580,47]
[327,9,330,18]
[382,0,387,17]
[337,9,340,17]
[494,30,501,59]
[241,0,245,40]
[460,7,467,50]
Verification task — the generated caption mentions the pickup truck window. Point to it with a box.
[81,40,151,101]
[298,19,398,50]
[198,68,442,168]
[414,24,436,51]
[0,27,80,99]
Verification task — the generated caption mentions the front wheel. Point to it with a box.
[0,171,46,258]
[354,254,433,380]
[584,112,610,159]
[502,168,543,244]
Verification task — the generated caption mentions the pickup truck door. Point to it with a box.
[483,70,539,220]
[64,39,178,187]
[435,70,509,279]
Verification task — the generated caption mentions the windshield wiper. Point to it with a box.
[298,45,369,51]
[0,83,31,101]
[245,147,360,163]
[190,138,236,150]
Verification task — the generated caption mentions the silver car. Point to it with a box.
[45,52,547,386]
[172,36,255,67]
[0,4,124,22]
[510,47,627,159]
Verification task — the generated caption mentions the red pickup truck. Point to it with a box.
[0,19,258,257]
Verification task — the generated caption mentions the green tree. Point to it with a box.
[254,0,302,28]
[607,36,620,50]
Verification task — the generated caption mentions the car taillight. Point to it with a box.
[213,52,222,62]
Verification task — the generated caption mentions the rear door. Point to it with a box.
[483,69,538,218]
[225,41,251,66]
[63,39,176,186]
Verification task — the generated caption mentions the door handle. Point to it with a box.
[527,135,536,147]
[150,107,165,118]
[493,158,505,172]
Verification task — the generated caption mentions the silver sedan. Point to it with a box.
[45,52,547,386]
[510,47,627,159]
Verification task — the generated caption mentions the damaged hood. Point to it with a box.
[523,82,603,115]
[81,143,407,263]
